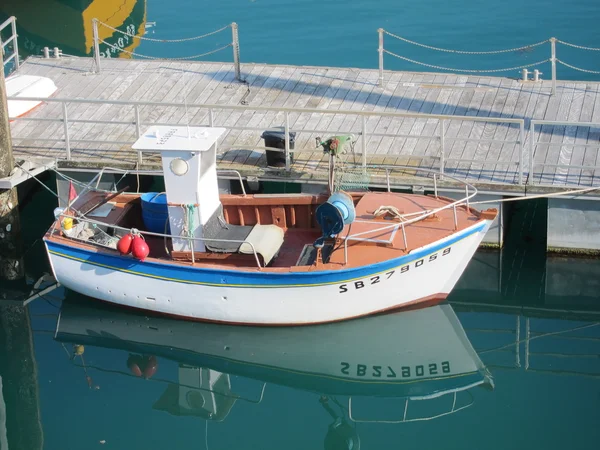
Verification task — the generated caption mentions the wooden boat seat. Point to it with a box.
[203,208,284,265]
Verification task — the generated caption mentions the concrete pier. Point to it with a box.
[547,197,600,255]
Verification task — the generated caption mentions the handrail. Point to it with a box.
[8,95,526,184]
[56,213,263,269]
[341,166,478,264]
[529,119,600,185]
[0,16,19,73]
[6,95,526,123]
[216,170,246,196]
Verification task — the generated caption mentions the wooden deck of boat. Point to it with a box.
[8,56,600,188]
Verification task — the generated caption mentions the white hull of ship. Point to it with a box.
[46,221,492,325]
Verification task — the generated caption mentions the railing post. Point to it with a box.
[231,22,241,82]
[284,111,290,171]
[439,119,446,177]
[361,115,367,169]
[518,121,525,185]
[134,104,143,165]
[92,18,101,73]
[525,317,530,370]
[10,17,19,71]
[529,121,536,185]
[62,103,71,160]
[209,108,214,127]
[378,28,384,87]
[134,104,141,138]
[550,37,556,96]
[386,168,390,192]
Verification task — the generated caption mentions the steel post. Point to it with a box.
[92,19,101,73]
[62,103,71,160]
[361,115,367,169]
[529,121,536,185]
[550,37,556,96]
[378,28,384,87]
[439,119,446,176]
[134,104,141,138]
[519,121,525,185]
[232,23,241,81]
[284,112,291,171]
[10,18,19,71]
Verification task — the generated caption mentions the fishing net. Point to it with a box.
[318,135,371,192]
[334,164,371,192]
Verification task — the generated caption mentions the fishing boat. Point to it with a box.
[43,125,497,325]
[54,297,493,423]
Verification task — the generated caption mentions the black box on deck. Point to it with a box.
[261,128,296,167]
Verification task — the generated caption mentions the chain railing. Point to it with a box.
[91,19,241,80]
[0,16,19,75]
[378,30,600,95]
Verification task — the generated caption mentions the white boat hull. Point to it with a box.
[45,220,492,325]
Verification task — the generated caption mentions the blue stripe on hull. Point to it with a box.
[45,221,486,288]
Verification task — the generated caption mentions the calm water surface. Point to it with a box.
[2,0,600,79]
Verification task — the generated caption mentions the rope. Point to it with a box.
[556,39,600,51]
[97,20,231,43]
[470,186,600,206]
[180,204,196,239]
[100,39,232,60]
[373,205,404,220]
[384,49,550,73]
[13,162,60,198]
[556,59,600,74]
[383,31,549,55]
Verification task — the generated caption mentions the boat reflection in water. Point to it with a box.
[55,298,493,447]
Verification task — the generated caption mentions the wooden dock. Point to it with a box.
[8,56,600,190]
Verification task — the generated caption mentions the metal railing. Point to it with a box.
[529,120,600,186]
[89,166,247,196]
[91,19,241,80]
[378,30,600,95]
[7,95,527,182]
[341,167,478,264]
[0,16,19,74]
[55,213,263,269]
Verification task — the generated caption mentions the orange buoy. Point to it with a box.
[117,233,134,255]
[131,235,150,261]
[143,356,158,379]
[127,354,143,377]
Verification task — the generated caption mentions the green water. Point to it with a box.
[0,178,599,450]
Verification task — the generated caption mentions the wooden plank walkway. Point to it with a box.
[8,56,600,188]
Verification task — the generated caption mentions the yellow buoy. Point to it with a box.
[62,217,73,230]
[73,345,84,356]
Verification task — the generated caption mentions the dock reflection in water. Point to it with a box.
[53,298,493,447]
